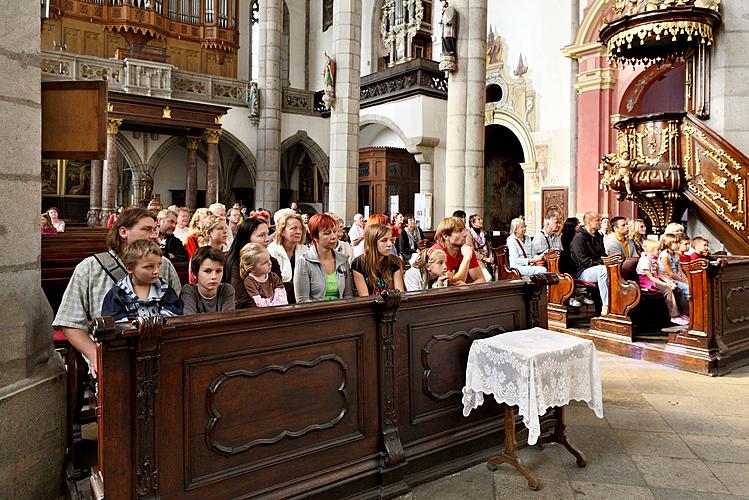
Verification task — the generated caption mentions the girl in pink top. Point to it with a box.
[636,239,689,326]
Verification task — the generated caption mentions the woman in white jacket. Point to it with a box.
[506,217,547,276]
[267,212,308,303]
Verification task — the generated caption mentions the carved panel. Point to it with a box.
[421,325,506,401]
[185,337,363,485]
[726,285,749,325]
[541,187,568,221]
[205,354,349,456]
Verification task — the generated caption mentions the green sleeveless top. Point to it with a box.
[324,272,339,300]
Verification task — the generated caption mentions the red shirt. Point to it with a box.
[432,242,480,275]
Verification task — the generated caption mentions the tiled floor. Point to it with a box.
[397,353,749,499]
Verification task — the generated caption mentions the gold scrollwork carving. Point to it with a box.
[711,173,728,189]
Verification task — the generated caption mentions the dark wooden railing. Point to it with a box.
[361,58,448,108]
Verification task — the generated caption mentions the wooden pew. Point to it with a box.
[587,254,669,340]
[544,250,575,330]
[671,257,749,374]
[494,245,520,280]
[92,278,555,499]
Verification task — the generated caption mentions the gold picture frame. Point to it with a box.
[63,159,91,198]
[42,159,61,197]
[42,159,91,198]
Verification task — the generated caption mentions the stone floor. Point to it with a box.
[397,352,749,500]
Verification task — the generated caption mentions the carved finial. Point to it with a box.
[514,54,528,77]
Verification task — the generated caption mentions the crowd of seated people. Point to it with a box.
[51,199,721,381]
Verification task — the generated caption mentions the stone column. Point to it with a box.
[88,159,103,226]
[185,136,200,210]
[100,118,122,222]
[405,136,440,196]
[328,0,362,222]
[444,0,469,216]
[255,0,283,212]
[462,0,487,216]
[204,128,221,206]
[0,2,65,497]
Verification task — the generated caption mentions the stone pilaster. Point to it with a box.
[255,0,283,212]
[88,159,103,226]
[185,136,200,211]
[462,0,487,216]
[204,128,222,206]
[0,2,65,497]
[100,118,122,221]
[328,0,362,222]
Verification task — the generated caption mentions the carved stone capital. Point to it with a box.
[107,118,123,135]
[185,136,201,150]
[204,128,222,144]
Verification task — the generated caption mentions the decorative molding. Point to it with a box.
[376,290,404,466]
[726,286,749,324]
[205,354,349,456]
[361,58,447,109]
[575,67,616,94]
[204,128,222,144]
[106,118,123,135]
[421,325,506,401]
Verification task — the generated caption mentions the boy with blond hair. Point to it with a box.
[101,240,182,322]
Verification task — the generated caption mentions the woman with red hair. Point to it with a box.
[293,213,353,302]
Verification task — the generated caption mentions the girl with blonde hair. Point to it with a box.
[404,247,454,291]
[240,243,287,307]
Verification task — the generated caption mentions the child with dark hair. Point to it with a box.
[180,246,235,314]
[101,240,182,322]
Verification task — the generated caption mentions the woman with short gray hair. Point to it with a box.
[506,217,547,276]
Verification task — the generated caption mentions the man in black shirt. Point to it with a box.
[570,211,609,314]
[157,209,188,262]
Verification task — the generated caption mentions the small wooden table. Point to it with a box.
[462,327,604,490]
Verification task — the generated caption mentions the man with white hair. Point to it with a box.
[208,202,226,218]
[348,213,365,257]
[530,214,562,258]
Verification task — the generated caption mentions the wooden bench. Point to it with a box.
[91,278,558,499]
[587,254,669,340]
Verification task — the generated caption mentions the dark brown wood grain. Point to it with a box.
[93,279,550,499]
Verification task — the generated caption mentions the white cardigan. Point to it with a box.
[506,234,534,268]
[267,240,308,282]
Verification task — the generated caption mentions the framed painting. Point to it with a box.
[42,159,61,197]
[63,160,91,197]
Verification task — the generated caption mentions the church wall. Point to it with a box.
[237,0,252,81]
[120,130,171,171]
[709,1,749,156]
[308,0,334,91]
[359,125,405,148]
[281,113,331,153]
[361,0,377,76]
[152,145,208,206]
[223,106,258,153]
[288,0,307,88]
[487,0,575,220]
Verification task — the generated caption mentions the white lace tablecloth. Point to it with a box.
[462,327,603,445]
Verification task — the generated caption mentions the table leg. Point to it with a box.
[486,404,540,491]
[552,406,587,467]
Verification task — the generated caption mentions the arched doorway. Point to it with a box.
[280,132,330,214]
[485,125,525,233]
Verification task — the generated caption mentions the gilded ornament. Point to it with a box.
[162,106,171,119]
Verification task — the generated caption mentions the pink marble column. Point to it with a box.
[185,136,200,210]
[100,119,122,224]
[204,128,221,206]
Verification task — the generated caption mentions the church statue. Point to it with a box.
[322,51,336,110]
[599,151,636,198]
[140,169,154,207]
[439,1,458,76]
[247,81,259,126]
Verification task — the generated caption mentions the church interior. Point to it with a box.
[3,0,749,498]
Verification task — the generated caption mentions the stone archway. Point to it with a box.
[279,131,330,211]
[280,131,330,183]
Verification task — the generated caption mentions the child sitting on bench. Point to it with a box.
[101,239,182,322]
[637,238,689,326]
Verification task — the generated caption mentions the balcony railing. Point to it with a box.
[40,50,330,116]
[360,58,447,108]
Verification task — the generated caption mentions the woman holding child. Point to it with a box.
[294,213,353,302]
[224,217,282,309]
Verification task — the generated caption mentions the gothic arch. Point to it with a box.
[359,114,410,148]
[618,62,684,116]
[116,134,145,177]
[144,130,256,184]
[280,131,329,183]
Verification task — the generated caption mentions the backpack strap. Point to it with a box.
[93,251,128,284]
